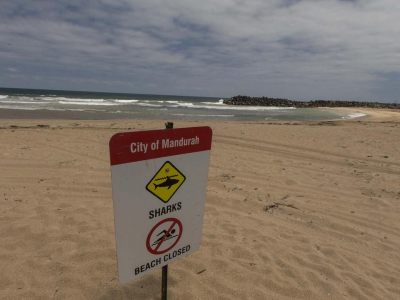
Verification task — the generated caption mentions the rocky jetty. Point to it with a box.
[224,95,400,109]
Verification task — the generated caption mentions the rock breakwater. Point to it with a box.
[224,96,400,109]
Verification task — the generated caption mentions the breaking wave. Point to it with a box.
[172,114,234,117]
[58,101,116,106]
[114,100,139,103]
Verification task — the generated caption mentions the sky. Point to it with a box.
[0,0,399,102]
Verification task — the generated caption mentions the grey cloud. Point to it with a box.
[0,0,399,101]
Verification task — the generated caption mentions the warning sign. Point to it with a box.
[146,161,186,203]
[109,126,212,284]
[146,218,183,254]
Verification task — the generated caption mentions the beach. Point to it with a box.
[0,109,399,300]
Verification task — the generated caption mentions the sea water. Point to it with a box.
[0,88,366,121]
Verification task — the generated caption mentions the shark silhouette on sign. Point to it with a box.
[153,175,179,190]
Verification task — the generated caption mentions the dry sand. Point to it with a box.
[0,109,399,300]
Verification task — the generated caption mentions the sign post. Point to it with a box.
[109,124,212,296]
[162,264,167,300]
[162,122,173,300]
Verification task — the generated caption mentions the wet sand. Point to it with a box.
[0,110,399,299]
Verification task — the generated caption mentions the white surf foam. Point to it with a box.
[114,100,139,103]
[176,103,195,107]
[0,95,8,99]
[347,112,367,119]
[0,104,108,113]
[0,105,39,110]
[58,101,117,106]
[201,102,222,105]
[201,99,225,105]
[108,110,139,114]
[42,97,106,102]
[172,114,234,117]
[211,105,295,111]
[4,96,34,102]
[135,103,164,107]
[65,108,106,112]
[139,99,179,103]
[0,100,46,104]
[176,104,296,111]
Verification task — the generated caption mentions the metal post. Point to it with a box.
[165,122,174,129]
[162,121,173,300]
[161,265,168,300]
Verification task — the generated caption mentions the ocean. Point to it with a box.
[0,88,366,121]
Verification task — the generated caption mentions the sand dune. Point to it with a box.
[0,110,399,299]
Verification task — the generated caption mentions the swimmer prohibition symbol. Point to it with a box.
[146,218,183,255]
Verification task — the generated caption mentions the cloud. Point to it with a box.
[0,0,399,101]
[7,68,18,72]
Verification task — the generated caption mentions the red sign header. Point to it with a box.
[109,126,212,166]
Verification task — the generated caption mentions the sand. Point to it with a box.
[0,109,399,300]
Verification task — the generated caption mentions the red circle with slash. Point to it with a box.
[146,218,183,255]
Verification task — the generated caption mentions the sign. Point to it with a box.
[145,161,186,203]
[146,218,183,254]
[109,126,212,284]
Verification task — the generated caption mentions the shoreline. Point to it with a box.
[319,107,400,122]
[0,106,388,123]
[0,107,398,131]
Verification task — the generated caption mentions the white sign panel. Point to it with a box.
[109,127,212,284]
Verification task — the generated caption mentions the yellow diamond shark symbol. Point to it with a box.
[146,161,186,203]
